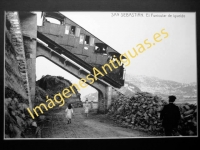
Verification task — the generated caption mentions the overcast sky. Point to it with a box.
[35,12,196,99]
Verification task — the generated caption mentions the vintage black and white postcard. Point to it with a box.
[4,10,197,139]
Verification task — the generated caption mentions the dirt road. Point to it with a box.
[41,107,152,138]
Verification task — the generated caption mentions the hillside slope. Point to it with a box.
[126,75,197,102]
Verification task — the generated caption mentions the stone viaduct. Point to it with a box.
[6,11,125,113]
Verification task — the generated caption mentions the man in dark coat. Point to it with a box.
[160,95,181,136]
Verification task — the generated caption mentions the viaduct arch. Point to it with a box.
[36,41,112,112]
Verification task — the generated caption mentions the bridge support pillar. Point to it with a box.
[97,91,105,113]
[97,86,112,114]
[106,86,112,110]
[19,12,37,107]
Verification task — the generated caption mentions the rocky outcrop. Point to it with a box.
[5,95,41,138]
[36,75,82,107]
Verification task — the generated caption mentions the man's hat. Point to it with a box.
[169,95,176,102]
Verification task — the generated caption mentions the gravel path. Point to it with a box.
[41,108,152,138]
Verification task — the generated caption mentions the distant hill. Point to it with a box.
[83,75,197,103]
[82,79,142,101]
[125,75,197,103]
[82,92,98,102]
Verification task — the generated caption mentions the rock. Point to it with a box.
[39,115,46,121]
[5,98,12,107]
[184,110,194,115]
[31,121,37,127]
[13,98,19,104]
[12,125,22,138]
[183,105,190,110]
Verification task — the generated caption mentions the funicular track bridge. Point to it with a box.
[8,11,127,114]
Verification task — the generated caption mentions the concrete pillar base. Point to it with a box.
[97,86,112,114]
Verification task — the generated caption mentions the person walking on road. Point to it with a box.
[160,95,181,136]
[65,104,73,124]
[90,100,93,110]
[84,99,90,117]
